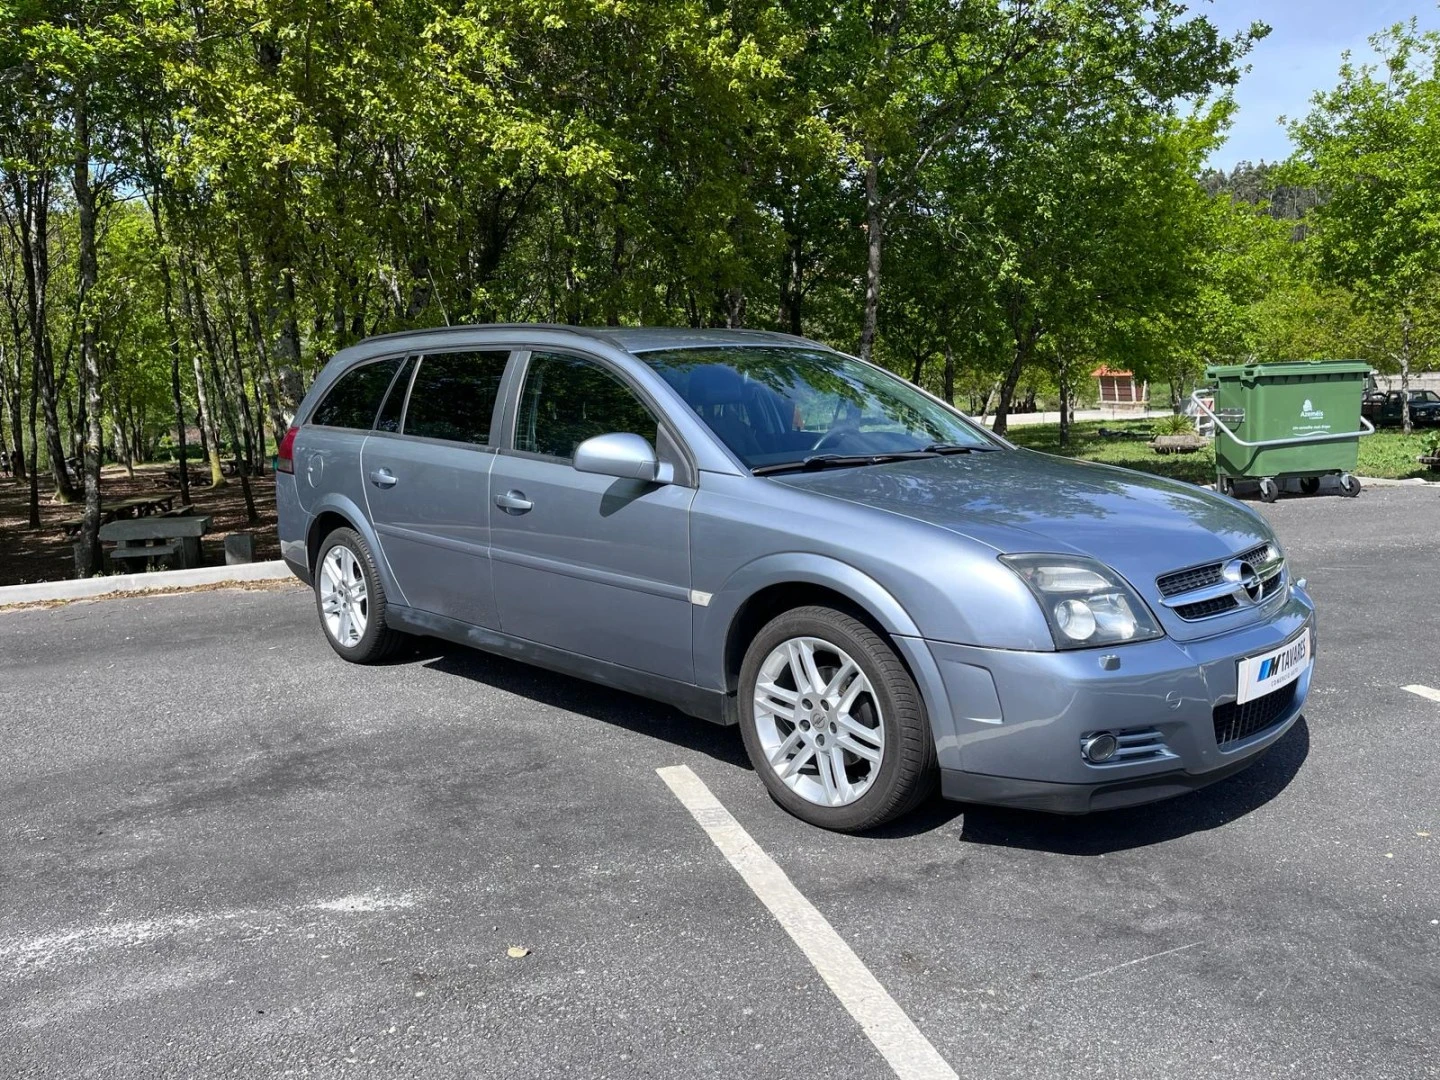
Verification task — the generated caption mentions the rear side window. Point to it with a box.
[402,350,511,446]
[310,358,402,429]
[374,356,416,433]
[515,353,658,459]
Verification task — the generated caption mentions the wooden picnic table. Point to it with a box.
[98,514,212,571]
[58,493,180,538]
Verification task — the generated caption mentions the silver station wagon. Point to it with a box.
[276,326,1315,831]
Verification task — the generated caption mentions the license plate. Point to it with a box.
[1236,628,1312,704]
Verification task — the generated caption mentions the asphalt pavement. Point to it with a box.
[2,486,1438,1079]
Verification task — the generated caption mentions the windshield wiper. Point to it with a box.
[922,442,1002,454]
[752,450,940,476]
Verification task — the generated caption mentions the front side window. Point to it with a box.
[514,352,658,459]
[311,358,403,430]
[402,350,511,446]
[642,346,996,470]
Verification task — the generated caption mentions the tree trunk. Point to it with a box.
[779,212,805,337]
[26,339,40,527]
[859,156,884,363]
[1058,360,1071,450]
[74,86,106,577]
[236,238,287,451]
[1400,310,1413,435]
[993,328,1038,437]
[178,260,226,487]
[943,340,956,404]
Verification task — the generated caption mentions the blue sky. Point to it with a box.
[1200,0,1440,168]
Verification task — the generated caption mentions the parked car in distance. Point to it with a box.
[276,325,1315,831]
[1361,388,1440,427]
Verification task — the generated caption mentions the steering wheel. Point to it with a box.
[810,424,860,453]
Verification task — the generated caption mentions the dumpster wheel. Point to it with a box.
[1339,473,1362,498]
[1258,477,1280,503]
[1300,477,1321,495]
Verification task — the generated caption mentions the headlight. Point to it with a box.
[1001,554,1163,650]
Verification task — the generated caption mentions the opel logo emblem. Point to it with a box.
[1222,559,1263,603]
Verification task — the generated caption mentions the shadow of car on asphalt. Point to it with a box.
[416,639,751,769]
[412,638,1309,853]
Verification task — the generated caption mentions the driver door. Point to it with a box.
[488,351,696,683]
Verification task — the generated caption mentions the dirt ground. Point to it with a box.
[0,464,279,587]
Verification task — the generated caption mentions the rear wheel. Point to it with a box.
[1299,476,1321,495]
[314,527,406,663]
[1339,473,1361,498]
[738,606,936,831]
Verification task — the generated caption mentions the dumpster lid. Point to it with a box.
[1205,360,1372,380]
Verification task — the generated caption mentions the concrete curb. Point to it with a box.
[0,560,294,607]
[1356,475,1438,487]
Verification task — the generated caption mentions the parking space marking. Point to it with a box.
[657,765,960,1080]
[1403,685,1440,703]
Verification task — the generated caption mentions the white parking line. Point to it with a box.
[657,765,959,1080]
[1403,685,1440,703]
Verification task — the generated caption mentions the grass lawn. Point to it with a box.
[1003,419,1438,483]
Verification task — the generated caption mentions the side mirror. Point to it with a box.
[572,432,674,484]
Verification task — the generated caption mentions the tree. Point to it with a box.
[1288,21,1440,432]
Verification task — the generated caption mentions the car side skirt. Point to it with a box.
[384,604,733,726]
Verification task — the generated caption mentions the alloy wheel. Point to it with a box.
[752,636,885,807]
[319,544,369,648]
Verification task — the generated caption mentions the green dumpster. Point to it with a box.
[1194,360,1374,501]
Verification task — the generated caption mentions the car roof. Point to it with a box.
[360,323,820,355]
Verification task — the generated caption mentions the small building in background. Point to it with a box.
[1092,365,1148,410]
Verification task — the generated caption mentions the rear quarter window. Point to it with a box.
[310,358,403,429]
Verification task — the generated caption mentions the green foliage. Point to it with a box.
[1154,413,1197,436]
[1,0,1435,501]
[1009,419,1435,481]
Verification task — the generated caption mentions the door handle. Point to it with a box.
[494,489,533,513]
[369,468,398,489]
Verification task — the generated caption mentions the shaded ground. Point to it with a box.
[1006,418,1439,483]
[0,464,278,587]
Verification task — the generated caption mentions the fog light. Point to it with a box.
[1081,732,1119,763]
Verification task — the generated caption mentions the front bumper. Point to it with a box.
[922,585,1314,814]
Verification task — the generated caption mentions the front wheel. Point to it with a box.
[1258,477,1280,503]
[1339,473,1361,498]
[314,527,407,663]
[738,606,936,831]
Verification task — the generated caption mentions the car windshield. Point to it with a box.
[642,346,997,470]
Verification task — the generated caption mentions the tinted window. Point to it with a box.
[515,353,658,459]
[374,356,416,433]
[311,358,402,429]
[403,351,510,445]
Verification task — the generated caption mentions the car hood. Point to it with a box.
[774,450,1276,639]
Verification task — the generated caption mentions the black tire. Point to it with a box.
[1258,477,1280,503]
[1300,476,1321,496]
[738,605,937,831]
[1339,473,1361,498]
[314,527,407,663]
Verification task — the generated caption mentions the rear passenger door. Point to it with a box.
[488,351,695,683]
[362,349,512,629]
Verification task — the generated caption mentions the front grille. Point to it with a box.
[1159,542,1282,621]
[1157,564,1223,597]
[1175,595,1240,620]
[1213,681,1299,747]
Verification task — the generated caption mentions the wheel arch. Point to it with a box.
[303,493,409,608]
[701,554,956,756]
